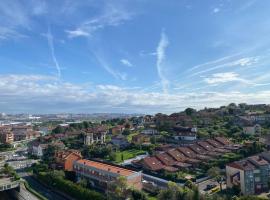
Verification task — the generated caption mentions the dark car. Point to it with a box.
[204,184,217,191]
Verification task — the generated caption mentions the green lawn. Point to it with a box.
[127,132,139,142]
[113,149,146,163]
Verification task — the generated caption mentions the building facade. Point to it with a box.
[226,153,270,195]
[73,159,142,191]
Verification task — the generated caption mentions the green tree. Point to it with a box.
[131,189,147,200]
[207,167,223,191]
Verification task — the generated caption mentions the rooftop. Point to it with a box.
[76,159,136,177]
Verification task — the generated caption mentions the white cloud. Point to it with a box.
[120,59,133,67]
[1,74,270,113]
[65,29,90,38]
[156,30,170,93]
[204,72,249,85]
[66,3,133,38]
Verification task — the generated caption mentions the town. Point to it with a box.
[1,103,270,200]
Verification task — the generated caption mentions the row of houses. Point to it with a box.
[135,137,241,173]
[226,151,270,195]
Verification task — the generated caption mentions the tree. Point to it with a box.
[131,190,147,200]
[108,176,128,199]
[185,108,196,116]
[207,167,223,191]
[52,125,65,134]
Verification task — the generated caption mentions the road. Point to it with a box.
[19,172,67,200]
[197,178,226,194]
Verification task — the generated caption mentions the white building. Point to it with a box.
[141,129,158,135]
[30,142,48,157]
[174,132,197,141]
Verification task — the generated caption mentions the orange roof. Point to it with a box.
[76,159,136,177]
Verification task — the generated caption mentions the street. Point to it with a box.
[197,178,226,195]
[18,172,67,200]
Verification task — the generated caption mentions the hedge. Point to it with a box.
[37,172,105,200]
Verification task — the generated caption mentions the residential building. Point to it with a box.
[141,129,158,135]
[139,137,238,172]
[12,125,40,141]
[55,149,82,171]
[84,126,107,145]
[30,141,48,157]
[173,126,197,141]
[110,135,130,148]
[132,134,150,145]
[226,153,270,195]
[73,159,142,190]
[243,124,262,135]
[0,130,14,144]
[174,132,197,141]
[110,125,125,135]
[140,156,164,171]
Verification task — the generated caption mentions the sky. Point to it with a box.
[1,0,270,114]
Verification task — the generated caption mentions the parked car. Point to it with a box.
[204,184,217,191]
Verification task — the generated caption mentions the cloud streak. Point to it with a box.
[156,30,169,93]
[204,72,249,85]
[66,2,133,38]
[45,27,61,78]
[120,59,133,67]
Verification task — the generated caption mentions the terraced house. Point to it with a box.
[139,137,241,172]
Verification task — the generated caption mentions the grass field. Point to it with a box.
[114,149,146,163]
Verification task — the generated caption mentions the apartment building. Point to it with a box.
[12,125,40,141]
[84,127,107,145]
[226,152,270,195]
[0,131,14,144]
[73,159,142,191]
[55,149,82,171]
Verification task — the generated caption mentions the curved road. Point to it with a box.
[19,172,67,200]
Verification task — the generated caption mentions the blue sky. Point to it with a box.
[1,0,270,114]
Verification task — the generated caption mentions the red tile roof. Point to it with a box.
[188,144,208,155]
[177,147,197,159]
[156,152,176,166]
[76,159,136,176]
[167,148,187,162]
[215,137,231,145]
[206,139,224,148]
[142,157,164,171]
[197,141,215,151]
[248,156,269,166]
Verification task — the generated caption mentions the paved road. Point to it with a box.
[197,178,226,194]
[19,172,67,200]
[17,186,39,200]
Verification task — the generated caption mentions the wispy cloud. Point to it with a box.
[156,30,169,93]
[93,52,127,81]
[66,2,133,38]
[120,59,133,67]
[44,27,61,78]
[190,56,259,77]
[204,72,249,85]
